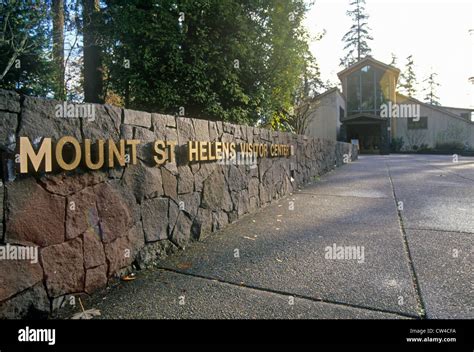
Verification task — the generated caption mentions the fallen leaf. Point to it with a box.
[243,236,256,241]
[71,308,101,320]
[71,298,101,320]
[121,273,136,281]
[177,262,193,270]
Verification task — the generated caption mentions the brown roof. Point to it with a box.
[337,56,400,80]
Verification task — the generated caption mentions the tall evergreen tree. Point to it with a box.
[399,55,417,97]
[390,53,397,66]
[0,0,53,96]
[340,0,373,67]
[52,0,65,100]
[423,72,441,105]
[82,0,103,103]
[100,0,315,127]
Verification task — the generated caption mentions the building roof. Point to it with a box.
[396,92,474,124]
[311,87,345,103]
[337,56,400,80]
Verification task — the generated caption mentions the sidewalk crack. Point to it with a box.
[155,266,418,319]
[386,163,427,319]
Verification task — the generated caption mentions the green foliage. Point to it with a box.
[435,141,465,152]
[399,55,417,97]
[100,0,315,127]
[418,143,430,152]
[0,0,317,127]
[390,136,404,152]
[340,0,373,67]
[0,0,54,96]
[423,72,441,105]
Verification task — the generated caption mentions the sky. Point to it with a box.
[304,0,474,109]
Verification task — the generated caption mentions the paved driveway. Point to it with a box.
[69,155,473,319]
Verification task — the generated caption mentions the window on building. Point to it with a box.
[339,107,345,121]
[407,116,428,129]
[346,65,391,117]
[361,65,375,111]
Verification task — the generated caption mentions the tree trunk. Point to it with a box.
[52,0,65,100]
[82,0,103,103]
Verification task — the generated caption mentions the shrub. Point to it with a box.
[390,137,404,152]
[419,144,431,152]
[435,141,465,152]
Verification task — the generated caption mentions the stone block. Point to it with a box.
[83,227,106,269]
[177,165,194,194]
[123,108,151,128]
[105,223,145,277]
[6,178,65,247]
[161,167,178,202]
[0,89,20,113]
[85,264,107,294]
[0,283,50,319]
[171,213,193,248]
[141,197,169,242]
[20,95,82,141]
[193,118,209,140]
[41,238,84,297]
[201,170,232,211]
[94,182,133,243]
[66,187,99,240]
[82,104,121,140]
[0,257,44,302]
[0,111,17,149]
[122,162,163,203]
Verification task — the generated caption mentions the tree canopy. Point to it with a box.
[423,72,441,105]
[0,0,320,129]
[399,54,417,98]
[340,0,373,67]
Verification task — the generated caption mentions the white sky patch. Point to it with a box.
[304,0,474,109]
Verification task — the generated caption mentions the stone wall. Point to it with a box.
[0,89,357,318]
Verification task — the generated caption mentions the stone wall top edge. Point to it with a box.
[1,90,353,146]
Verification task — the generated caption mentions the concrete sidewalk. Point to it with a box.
[66,155,474,319]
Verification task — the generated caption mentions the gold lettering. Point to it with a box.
[19,137,52,173]
[84,139,104,170]
[188,141,199,162]
[126,139,140,165]
[215,141,222,160]
[108,139,125,167]
[56,136,81,171]
[208,142,216,161]
[199,141,208,161]
[167,141,177,163]
[229,143,236,159]
[153,140,167,165]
